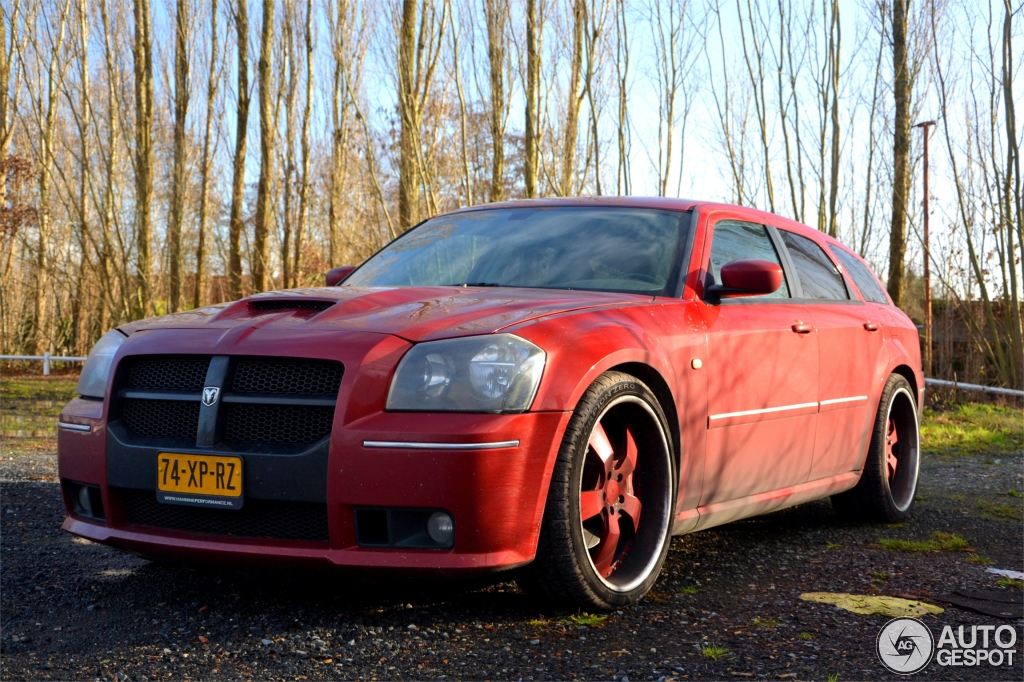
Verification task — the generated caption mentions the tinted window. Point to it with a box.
[707,220,790,299]
[828,246,889,304]
[778,230,849,300]
[345,207,688,296]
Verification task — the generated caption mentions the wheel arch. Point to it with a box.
[608,361,682,482]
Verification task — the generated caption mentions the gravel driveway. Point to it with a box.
[1,449,1021,681]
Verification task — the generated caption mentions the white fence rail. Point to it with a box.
[925,378,1024,398]
[1,353,88,376]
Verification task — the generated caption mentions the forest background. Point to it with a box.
[0,0,1021,389]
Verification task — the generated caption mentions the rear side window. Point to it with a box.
[828,246,889,304]
[707,220,790,299]
[778,230,849,300]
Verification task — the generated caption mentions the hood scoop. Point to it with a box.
[249,299,336,312]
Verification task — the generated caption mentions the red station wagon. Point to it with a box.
[58,198,923,610]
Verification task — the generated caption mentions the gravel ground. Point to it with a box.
[1,449,1021,681]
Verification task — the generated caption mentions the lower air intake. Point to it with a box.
[116,488,329,542]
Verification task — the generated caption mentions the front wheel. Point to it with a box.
[831,374,921,522]
[519,372,675,611]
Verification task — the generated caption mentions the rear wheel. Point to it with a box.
[519,372,675,611]
[832,374,920,522]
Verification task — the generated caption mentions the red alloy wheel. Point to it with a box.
[580,420,642,578]
[885,417,899,481]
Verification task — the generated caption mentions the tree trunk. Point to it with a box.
[485,0,506,202]
[397,0,419,228]
[524,0,540,198]
[559,0,584,196]
[294,0,312,287]
[194,0,219,308]
[887,0,910,308]
[133,0,154,316]
[228,1,250,300]
[168,0,190,312]
[252,0,275,293]
[826,0,840,237]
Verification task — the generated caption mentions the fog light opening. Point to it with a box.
[427,511,454,544]
[77,485,93,516]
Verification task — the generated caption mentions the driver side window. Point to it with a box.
[707,221,790,299]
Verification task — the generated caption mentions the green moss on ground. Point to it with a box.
[921,403,1023,454]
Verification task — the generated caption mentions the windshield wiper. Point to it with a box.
[446,282,504,287]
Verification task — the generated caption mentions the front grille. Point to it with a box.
[116,488,329,542]
[250,300,335,312]
[115,355,342,449]
[128,357,210,391]
[231,358,343,395]
[224,403,334,445]
[122,399,200,440]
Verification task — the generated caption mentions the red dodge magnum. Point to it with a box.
[58,198,923,610]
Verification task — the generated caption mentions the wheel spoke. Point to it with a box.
[590,512,622,577]
[620,493,642,531]
[589,422,615,465]
[617,426,638,477]
[580,490,605,522]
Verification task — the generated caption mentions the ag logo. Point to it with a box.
[202,387,220,406]
[877,617,934,674]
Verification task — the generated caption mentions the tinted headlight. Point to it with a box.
[76,330,126,398]
[387,334,545,412]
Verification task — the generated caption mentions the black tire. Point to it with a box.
[831,374,920,522]
[518,371,676,611]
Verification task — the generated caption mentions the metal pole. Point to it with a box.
[914,120,936,377]
[43,350,50,376]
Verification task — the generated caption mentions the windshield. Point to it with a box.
[344,206,690,296]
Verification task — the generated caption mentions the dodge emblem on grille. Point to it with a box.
[202,387,220,406]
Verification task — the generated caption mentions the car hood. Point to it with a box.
[118,286,652,342]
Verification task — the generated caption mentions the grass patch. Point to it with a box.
[921,403,1023,454]
[966,555,994,565]
[826,673,839,682]
[877,532,970,553]
[799,632,814,641]
[825,541,843,549]
[700,644,728,661]
[975,499,1023,521]
[751,617,778,629]
[1,374,80,456]
[997,578,1024,590]
[870,571,890,582]
[1005,489,1023,498]
[678,585,699,596]
[561,613,607,628]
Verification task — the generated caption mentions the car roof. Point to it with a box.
[441,197,848,250]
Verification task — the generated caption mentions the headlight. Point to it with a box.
[387,334,545,412]
[76,330,126,398]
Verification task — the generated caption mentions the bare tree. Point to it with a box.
[558,0,584,196]
[227,0,250,300]
[613,0,630,195]
[524,0,542,197]
[167,0,190,311]
[485,0,508,202]
[194,0,220,308]
[886,0,911,307]
[133,0,154,316]
[292,0,312,287]
[252,0,275,292]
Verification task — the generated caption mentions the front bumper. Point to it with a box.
[57,327,570,574]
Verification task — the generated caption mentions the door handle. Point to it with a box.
[863,321,880,331]
[791,322,814,334]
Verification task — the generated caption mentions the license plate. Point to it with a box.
[157,453,243,509]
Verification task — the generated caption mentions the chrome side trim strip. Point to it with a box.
[819,396,868,406]
[58,422,92,432]
[708,401,819,422]
[362,440,520,450]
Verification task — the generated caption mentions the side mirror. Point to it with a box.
[325,265,356,287]
[706,259,783,300]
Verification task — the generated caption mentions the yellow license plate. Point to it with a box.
[157,453,242,498]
